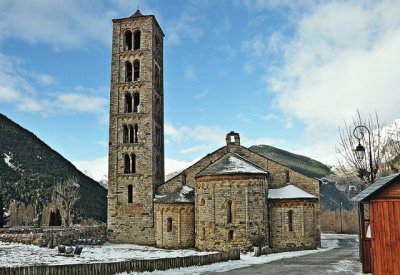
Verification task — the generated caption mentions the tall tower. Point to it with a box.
[108,10,164,244]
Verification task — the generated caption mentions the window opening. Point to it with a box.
[133,93,140,112]
[167,218,172,232]
[131,153,136,174]
[134,30,141,50]
[202,227,206,240]
[126,62,132,82]
[123,125,129,143]
[129,125,134,143]
[125,31,132,50]
[128,185,133,203]
[125,93,132,113]
[134,124,138,143]
[288,210,293,231]
[124,154,130,174]
[285,170,290,183]
[228,230,234,241]
[227,200,233,223]
[133,60,140,81]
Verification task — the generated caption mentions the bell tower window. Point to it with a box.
[131,153,136,173]
[125,93,132,113]
[134,124,138,143]
[125,31,132,50]
[134,30,141,50]
[128,184,133,203]
[133,93,140,113]
[124,154,130,174]
[133,60,140,81]
[123,125,129,143]
[126,62,132,82]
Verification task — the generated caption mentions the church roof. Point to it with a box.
[154,186,194,204]
[196,153,268,177]
[268,184,317,200]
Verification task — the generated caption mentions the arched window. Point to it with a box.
[200,198,205,206]
[123,125,128,143]
[202,227,206,240]
[124,154,130,174]
[285,170,290,183]
[288,210,294,231]
[134,30,141,50]
[167,218,172,232]
[133,60,140,81]
[228,230,234,241]
[134,124,138,143]
[133,93,140,113]
[129,125,134,143]
[125,31,132,50]
[128,185,133,203]
[125,93,132,113]
[131,153,136,174]
[126,62,132,82]
[227,200,233,224]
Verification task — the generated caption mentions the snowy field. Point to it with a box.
[0,234,357,274]
[0,242,215,267]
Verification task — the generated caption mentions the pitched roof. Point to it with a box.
[351,172,400,202]
[196,153,268,177]
[130,9,143,18]
[154,186,194,204]
[268,184,317,200]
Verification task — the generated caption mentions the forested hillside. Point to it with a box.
[0,114,106,222]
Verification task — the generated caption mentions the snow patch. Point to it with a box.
[220,156,266,174]
[268,184,316,199]
[3,152,18,171]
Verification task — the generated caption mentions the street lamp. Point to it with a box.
[353,125,374,184]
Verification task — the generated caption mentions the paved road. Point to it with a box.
[205,238,362,275]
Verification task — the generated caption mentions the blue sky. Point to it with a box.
[1,0,400,181]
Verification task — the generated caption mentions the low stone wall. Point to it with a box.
[0,249,240,275]
[0,225,106,247]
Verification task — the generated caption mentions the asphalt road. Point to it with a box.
[204,238,362,275]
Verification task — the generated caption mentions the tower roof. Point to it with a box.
[196,153,268,177]
[130,9,143,18]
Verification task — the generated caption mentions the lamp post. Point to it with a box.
[353,125,374,184]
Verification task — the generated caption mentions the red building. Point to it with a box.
[352,173,400,274]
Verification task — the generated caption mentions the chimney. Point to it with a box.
[226,131,240,146]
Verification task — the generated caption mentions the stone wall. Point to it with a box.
[195,175,268,252]
[0,225,107,247]
[154,203,194,248]
[269,200,320,250]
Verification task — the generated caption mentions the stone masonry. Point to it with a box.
[108,11,164,245]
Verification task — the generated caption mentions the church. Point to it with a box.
[107,10,321,252]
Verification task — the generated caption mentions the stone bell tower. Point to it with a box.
[107,9,165,244]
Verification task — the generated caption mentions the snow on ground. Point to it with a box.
[0,242,214,268]
[119,234,354,275]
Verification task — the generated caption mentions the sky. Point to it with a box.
[1,0,400,182]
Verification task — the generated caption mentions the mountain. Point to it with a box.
[249,145,331,178]
[0,114,107,222]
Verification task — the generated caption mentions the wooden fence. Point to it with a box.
[0,249,240,275]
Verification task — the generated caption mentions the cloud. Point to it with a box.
[184,66,198,81]
[166,14,203,45]
[268,1,400,132]
[193,89,208,100]
[165,157,200,176]
[179,145,209,154]
[73,156,108,182]
[0,0,117,50]
[237,113,252,124]
[0,54,107,116]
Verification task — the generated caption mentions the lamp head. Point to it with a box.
[354,142,366,162]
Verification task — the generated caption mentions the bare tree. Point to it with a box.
[52,177,80,227]
[335,112,388,185]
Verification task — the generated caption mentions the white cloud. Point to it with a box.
[165,157,200,176]
[184,66,198,81]
[0,0,116,49]
[179,145,209,154]
[73,156,108,183]
[193,89,208,100]
[36,74,57,86]
[268,1,400,131]
[237,113,252,124]
[166,15,203,45]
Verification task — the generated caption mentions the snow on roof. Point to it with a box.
[268,184,316,200]
[196,153,268,177]
[154,186,194,204]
